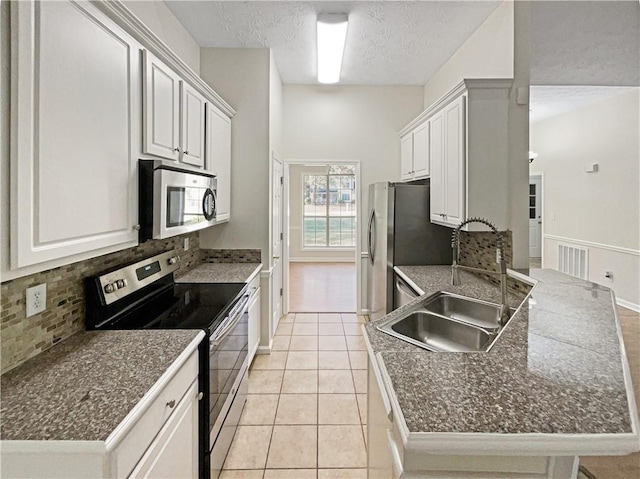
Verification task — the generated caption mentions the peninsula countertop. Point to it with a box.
[364,265,639,455]
[0,329,203,442]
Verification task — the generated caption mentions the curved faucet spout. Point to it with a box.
[451,217,510,326]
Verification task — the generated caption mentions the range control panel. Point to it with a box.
[97,251,180,305]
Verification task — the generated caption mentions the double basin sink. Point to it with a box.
[377,292,515,352]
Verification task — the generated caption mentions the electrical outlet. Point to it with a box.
[26,283,47,317]
[184,237,189,251]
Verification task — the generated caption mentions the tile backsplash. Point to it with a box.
[1,232,200,374]
[200,248,261,263]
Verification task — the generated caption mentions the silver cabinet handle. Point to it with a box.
[166,399,176,408]
[174,148,180,152]
[197,392,203,401]
[132,224,140,231]
[184,151,189,155]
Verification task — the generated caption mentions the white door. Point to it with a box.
[529,176,542,258]
[400,134,413,180]
[412,121,430,178]
[272,156,284,332]
[205,104,232,221]
[180,83,205,168]
[143,50,181,161]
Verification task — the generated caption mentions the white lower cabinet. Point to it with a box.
[128,380,199,479]
[247,273,262,366]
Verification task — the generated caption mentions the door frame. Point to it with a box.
[282,159,363,315]
[529,172,544,266]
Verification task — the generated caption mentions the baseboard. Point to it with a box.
[289,257,356,263]
[256,340,273,355]
[617,298,640,313]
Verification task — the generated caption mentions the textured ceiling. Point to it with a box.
[531,1,640,86]
[529,86,636,123]
[165,1,501,85]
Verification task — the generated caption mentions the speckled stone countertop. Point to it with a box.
[176,263,262,284]
[365,266,635,436]
[1,330,201,441]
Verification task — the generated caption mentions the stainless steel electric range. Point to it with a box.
[85,251,249,479]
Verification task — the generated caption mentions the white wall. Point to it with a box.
[423,0,514,108]
[282,85,424,311]
[288,164,356,262]
[269,51,283,159]
[122,0,200,74]
[530,88,640,307]
[199,48,271,261]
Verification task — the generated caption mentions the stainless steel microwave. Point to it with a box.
[139,159,217,241]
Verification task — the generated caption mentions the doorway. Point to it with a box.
[529,174,543,267]
[283,161,361,314]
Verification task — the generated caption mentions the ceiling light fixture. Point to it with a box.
[317,13,348,84]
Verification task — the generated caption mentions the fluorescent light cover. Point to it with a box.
[317,13,348,84]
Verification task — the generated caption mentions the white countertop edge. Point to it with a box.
[403,431,640,456]
[610,289,640,440]
[246,264,263,284]
[104,330,205,451]
[0,440,106,453]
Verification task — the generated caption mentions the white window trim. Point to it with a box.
[300,169,356,250]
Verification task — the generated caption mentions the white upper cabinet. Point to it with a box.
[403,79,512,229]
[206,103,232,222]
[399,121,429,181]
[180,83,206,168]
[143,50,181,161]
[10,0,139,268]
[143,51,207,169]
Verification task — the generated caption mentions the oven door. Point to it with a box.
[208,294,249,477]
[154,166,217,239]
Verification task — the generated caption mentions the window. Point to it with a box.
[303,165,356,248]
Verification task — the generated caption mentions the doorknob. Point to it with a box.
[273,255,280,260]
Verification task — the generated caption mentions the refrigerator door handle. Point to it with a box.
[367,210,374,264]
[368,210,376,264]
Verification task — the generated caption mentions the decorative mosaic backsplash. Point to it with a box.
[457,230,530,298]
[0,232,200,374]
[200,249,261,263]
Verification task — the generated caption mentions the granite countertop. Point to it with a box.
[1,330,202,441]
[365,266,636,438]
[176,262,262,284]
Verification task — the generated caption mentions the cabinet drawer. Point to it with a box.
[110,350,199,478]
[247,273,260,299]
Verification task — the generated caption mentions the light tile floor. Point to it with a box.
[220,313,368,479]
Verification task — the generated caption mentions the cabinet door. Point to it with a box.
[143,50,181,161]
[429,112,445,224]
[443,96,466,226]
[247,288,261,366]
[11,0,139,268]
[205,104,232,222]
[180,83,206,168]
[128,381,199,479]
[400,134,414,180]
[412,122,429,178]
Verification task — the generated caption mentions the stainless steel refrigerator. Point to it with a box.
[366,181,452,321]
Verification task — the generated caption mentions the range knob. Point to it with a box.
[104,283,115,294]
[116,279,127,289]
[168,256,180,265]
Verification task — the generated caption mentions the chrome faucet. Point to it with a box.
[451,217,510,326]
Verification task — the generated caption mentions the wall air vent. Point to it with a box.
[558,244,589,280]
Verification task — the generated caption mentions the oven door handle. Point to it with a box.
[210,295,249,348]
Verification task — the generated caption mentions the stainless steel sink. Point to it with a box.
[421,292,509,331]
[389,311,493,352]
[376,291,515,352]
